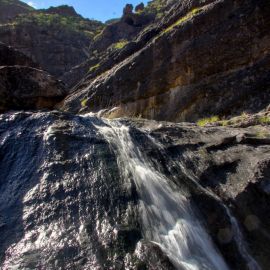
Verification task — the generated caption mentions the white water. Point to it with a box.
[96,121,229,270]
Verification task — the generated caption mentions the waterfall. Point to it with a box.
[96,120,229,270]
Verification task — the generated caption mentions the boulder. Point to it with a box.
[0,66,65,112]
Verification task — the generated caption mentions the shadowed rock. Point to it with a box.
[0,66,65,112]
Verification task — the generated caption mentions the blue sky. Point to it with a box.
[22,0,149,22]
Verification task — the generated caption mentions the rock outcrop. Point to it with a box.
[0,43,65,112]
[0,42,38,67]
[61,0,270,122]
[0,66,65,112]
[0,111,269,269]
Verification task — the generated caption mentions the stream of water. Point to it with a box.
[96,120,229,270]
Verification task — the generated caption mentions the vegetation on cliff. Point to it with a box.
[13,12,103,38]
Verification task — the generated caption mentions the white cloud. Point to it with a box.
[27,1,37,8]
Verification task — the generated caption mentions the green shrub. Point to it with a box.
[113,39,128,50]
[81,98,88,107]
[197,116,220,127]
[88,63,100,73]
[258,116,270,124]
[14,12,104,37]
[163,7,203,33]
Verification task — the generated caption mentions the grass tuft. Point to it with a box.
[88,63,100,73]
[113,39,128,50]
[258,116,270,124]
[163,7,203,33]
[81,98,88,107]
[197,116,220,127]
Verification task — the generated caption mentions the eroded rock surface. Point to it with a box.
[0,42,38,67]
[0,111,269,269]
[0,0,33,23]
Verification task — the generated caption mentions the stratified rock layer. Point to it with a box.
[61,0,270,122]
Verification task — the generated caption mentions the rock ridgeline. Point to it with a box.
[0,0,33,23]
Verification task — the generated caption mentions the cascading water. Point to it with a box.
[96,120,229,270]
[0,112,264,269]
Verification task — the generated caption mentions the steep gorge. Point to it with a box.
[0,0,270,269]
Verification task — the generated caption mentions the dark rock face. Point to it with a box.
[90,13,154,53]
[0,42,38,67]
[61,8,155,89]
[0,66,66,112]
[0,111,269,269]
[0,23,95,79]
[61,0,270,122]
[0,43,65,112]
[0,0,33,23]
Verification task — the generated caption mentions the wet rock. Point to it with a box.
[0,112,269,269]
[135,241,176,270]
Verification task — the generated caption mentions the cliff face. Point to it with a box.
[61,0,270,122]
[0,1,104,80]
[60,5,159,89]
